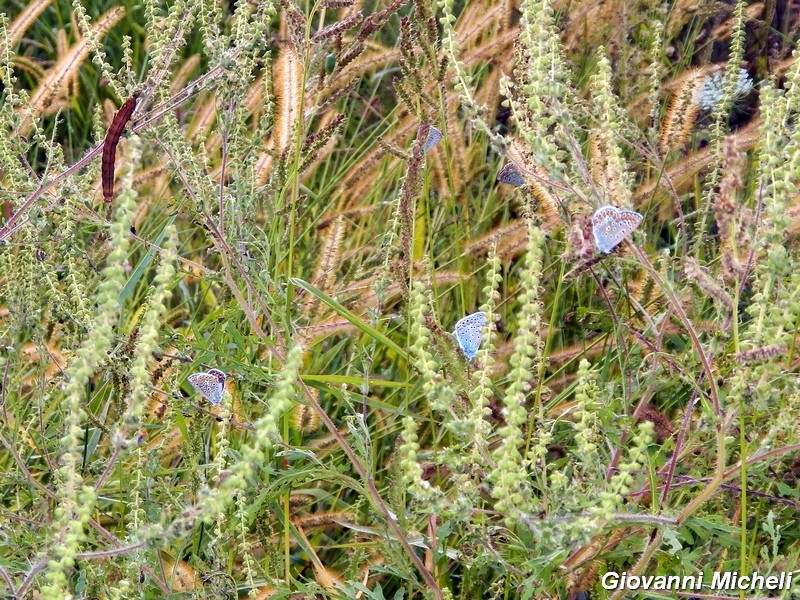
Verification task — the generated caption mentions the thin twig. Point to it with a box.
[660,383,701,507]
[218,98,236,238]
[94,443,121,492]
[0,566,16,598]
[75,540,149,559]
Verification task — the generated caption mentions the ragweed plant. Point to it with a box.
[1,0,799,598]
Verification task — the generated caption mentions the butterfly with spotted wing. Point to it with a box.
[187,368,227,406]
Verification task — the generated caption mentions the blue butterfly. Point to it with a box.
[454,312,487,361]
[496,163,525,186]
[188,368,227,406]
[591,205,643,254]
[422,125,443,152]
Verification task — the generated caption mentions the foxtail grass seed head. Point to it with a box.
[292,402,321,433]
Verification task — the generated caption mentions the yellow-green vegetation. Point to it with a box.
[1,0,798,598]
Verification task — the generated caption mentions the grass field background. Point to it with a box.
[1,0,799,598]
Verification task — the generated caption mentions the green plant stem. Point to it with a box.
[739,407,748,587]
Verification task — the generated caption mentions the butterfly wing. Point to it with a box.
[618,210,643,232]
[497,163,525,186]
[423,126,443,152]
[592,206,643,254]
[188,372,224,406]
[591,207,618,253]
[454,312,487,361]
[207,368,227,385]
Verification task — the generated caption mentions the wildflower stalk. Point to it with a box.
[490,216,544,521]
[123,445,147,584]
[437,0,505,149]
[42,186,138,599]
[467,246,501,448]
[591,48,632,205]
[237,492,258,596]
[408,281,452,412]
[199,346,304,518]
[121,224,178,434]
[398,415,443,509]
[508,0,574,186]
[647,17,665,139]
[70,0,124,97]
[210,397,232,562]
[694,0,747,253]
[572,360,603,479]
[596,422,654,520]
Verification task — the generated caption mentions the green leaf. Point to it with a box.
[300,373,411,388]
[290,278,409,361]
[119,213,178,304]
